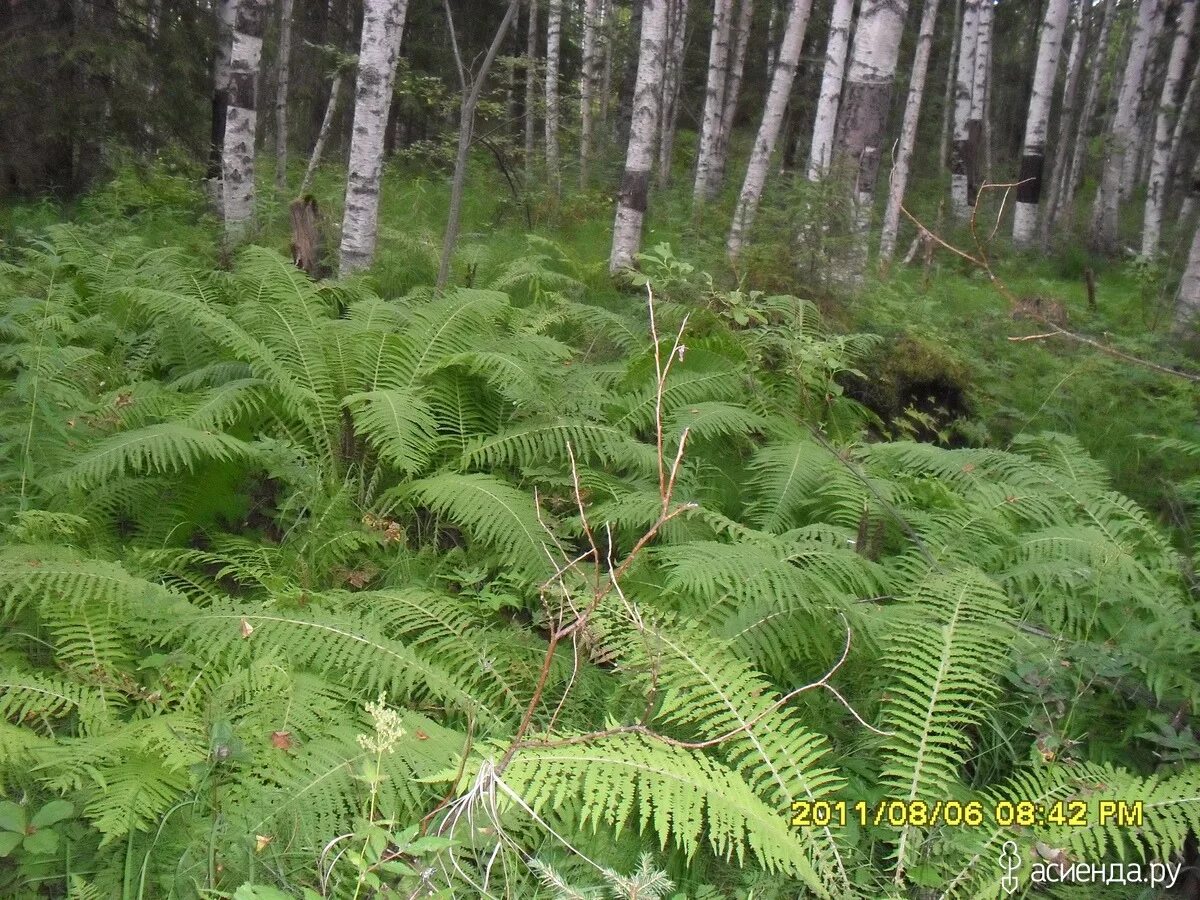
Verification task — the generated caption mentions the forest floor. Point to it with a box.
[3,154,1198,539]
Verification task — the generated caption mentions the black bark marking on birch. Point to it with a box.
[229,72,256,110]
[1017,153,1045,203]
[619,168,650,213]
[965,119,982,203]
[208,92,228,180]
[838,81,892,195]
[952,139,969,176]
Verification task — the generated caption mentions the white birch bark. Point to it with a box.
[609,0,670,272]
[693,0,735,206]
[581,0,601,186]
[338,0,409,275]
[274,0,295,190]
[1142,0,1197,258]
[657,0,690,184]
[1168,56,1199,181]
[725,0,816,261]
[299,69,344,195]
[710,0,753,188]
[1012,0,1071,248]
[950,0,979,218]
[1040,0,1086,246]
[834,0,910,240]
[937,0,961,172]
[1176,216,1200,328]
[525,0,539,181]
[965,0,991,204]
[544,0,562,191]
[766,0,779,74]
[207,0,237,207]
[880,0,940,265]
[1061,0,1115,220]
[1092,0,1164,254]
[600,0,613,125]
[806,0,855,181]
[222,0,268,239]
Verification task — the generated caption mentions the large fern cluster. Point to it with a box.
[1,227,1197,898]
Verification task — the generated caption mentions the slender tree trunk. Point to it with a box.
[581,0,601,185]
[937,0,961,172]
[1012,0,1070,248]
[657,0,690,185]
[1168,56,1199,182]
[525,0,539,181]
[1091,0,1164,254]
[544,0,562,191]
[766,0,779,74]
[710,0,753,187]
[438,0,522,288]
[965,0,991,205]
[338,0,409,275]
[693,0,735,206]
[1176,216,1200,328]
[299,70,345,195]
[1061,0,1115,222]
[1142,0,1197,258]
[725,0,816,261]
[880,0,940,266]
[950,0,979,218]
[1124,38,1165,196]
[274,0,295,190]
[600,0,613,125]
[207,0,237,207]
[807,0,855,180]
[1040,0,1087,247]
[223,0,269,240]
[609,0,670,271]
[1180,152,1200,223]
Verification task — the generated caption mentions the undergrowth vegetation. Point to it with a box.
[1,165,1199,898]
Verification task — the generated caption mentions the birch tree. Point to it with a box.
[965,0,991,204]
[657,0,690,185]
[299,62,348,196]
[950,0,979,218]
[1168,55,1200,178]
[1011,0,1070,248]
[880,0,940,266]
[1040,0,1087,246]
[338,0,409,275]
[937,0,961,171]
[807,0,855,180]
[1061,0,1116,221]
[274,0,294,190]
[1176,217,1200,328]
[610,0,669,271]
[710,0,753,187]
[222,0,268,239]
[832,0,910,240]
[544,0,562,191]
[1180,152,1200,222]
[525,0,539,181]
[1091,0,1164,254]
[725,0,816,261]
[1142,0,1197,259]
[206,0,236,208]
[693,0,735,206]
[581,0,601,185]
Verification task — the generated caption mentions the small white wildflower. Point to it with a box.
[357,692,405,755]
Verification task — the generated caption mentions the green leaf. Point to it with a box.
[0,832,22,857]
[0,801,24,834]
[22,827,59,855]
[30,800,73,828]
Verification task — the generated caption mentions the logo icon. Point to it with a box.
[999,840,1021,895]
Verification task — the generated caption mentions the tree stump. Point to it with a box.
[289,195,324,279]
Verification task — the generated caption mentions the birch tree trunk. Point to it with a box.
[600,0,613,125]
[207,0,236,207]
[1040,0,1087,247]
[710,0,753,187]
[580,0,600,186]
[937,0,961,172]
[693,0,735,206]
[657,0,690,185]
[1180,152,1200,223]
[1061,0,1115,221]
[525,0,539,181]
[806,0,855,181]
[544,0,562,192]
[880,0,940,266]
[1012,0,1071,248]
[1142,0,1197,259]
[965,0,991,205]
[725,0,816,261]
[610,0,669,272]
[1091,0,1164,254]
[1168,56,1199,181]
[222,0,268,240]
[274,0,294,190]
[949,0,979,218]
[338,0,409,275]
[1176,216,1200,328]
[299,69,344,195]
[834,0,910,242]
[766,0,779,74]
